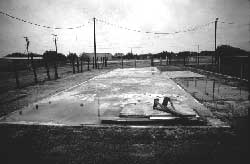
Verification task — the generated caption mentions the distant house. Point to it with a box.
[85,53,112,60]
[114,53,124,57]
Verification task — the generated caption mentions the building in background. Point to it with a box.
[85,53,112,60]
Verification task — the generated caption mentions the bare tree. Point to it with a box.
[68,53,77,74]
[80,53,90,72]
[76,55,80,73]
[43,51,51,80]
[43,51,59,79]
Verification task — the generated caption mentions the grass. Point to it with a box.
[0,124,248,164]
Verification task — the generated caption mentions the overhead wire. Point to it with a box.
[1,9,215,35]
[1,9,248,53]
[0,10,86,30]
[95,17,214,35]
[218,21,250,29]
[154,21,214,35]
[95,18,215,53]
[219,21,250,26]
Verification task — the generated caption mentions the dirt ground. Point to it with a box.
[158,65,249,127]
[0,64,248,164]
[180,66,248,125]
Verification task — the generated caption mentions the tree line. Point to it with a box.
[113,45,249,60]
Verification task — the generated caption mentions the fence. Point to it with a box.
[0,55,248,93]
[0,58,100,93]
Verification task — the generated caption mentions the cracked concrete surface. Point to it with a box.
[0,67,225,126]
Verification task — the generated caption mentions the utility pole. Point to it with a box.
[93,17,97,69]
[24,36,37,83]
[197,44,199,65]
[23,36,31,68]
[121,54,123,68]
[24,37,30,60]
[52,34,58,79]
[214,18,219,65]
[52,34,58,53]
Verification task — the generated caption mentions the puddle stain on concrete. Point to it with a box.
[0,67,218,126]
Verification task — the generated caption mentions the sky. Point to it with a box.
[0,0,249,57]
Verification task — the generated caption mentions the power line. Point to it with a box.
[96,18,146,33]
[96,17,214,35]
[219,21,235,24]
[218,21,250,26]
[0,10,86,30]
[155,21,214,35]
[222,40,250,45]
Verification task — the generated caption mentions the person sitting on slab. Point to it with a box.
[153,97,196,117]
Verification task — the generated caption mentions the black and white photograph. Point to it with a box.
[0,0,249,163]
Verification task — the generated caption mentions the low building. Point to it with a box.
[85,53,112,60]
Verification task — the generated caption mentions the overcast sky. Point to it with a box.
[0,0,249,56]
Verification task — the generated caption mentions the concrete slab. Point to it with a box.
[0,67,225,126]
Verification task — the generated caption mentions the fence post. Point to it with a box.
[76,56,80,73]
[198,54,200,65]
[97,57,99,69]
[102,57,104,67]
[54,61,58,79]
[80,58,83,72]
[72,57,75,74]
[151,56,154,66]
[44,60,51,80]
[32,60,38,83]
[105,57,107,67]
[212,79,215,101]
[30,54,38,83]
[87,58,90,71]
[121,56,123,68]
[100,57,102,69]
[183,56,186,66]
[13,60,20,88]
[102,57,105,68]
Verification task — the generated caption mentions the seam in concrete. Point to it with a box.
[175,83,202,105]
